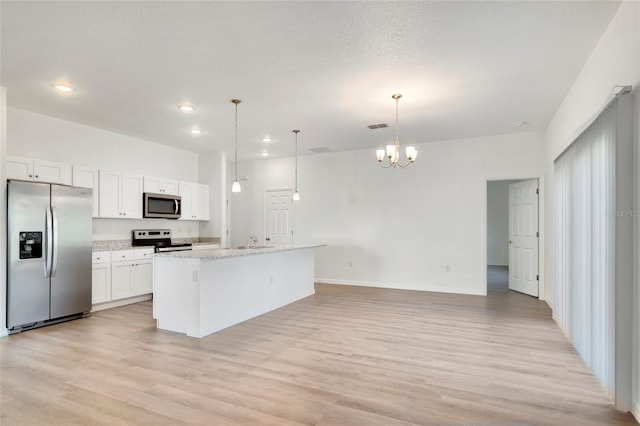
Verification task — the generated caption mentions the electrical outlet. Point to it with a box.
[348,260,353,268]
[445,265,451,272]
[269,275,274,285]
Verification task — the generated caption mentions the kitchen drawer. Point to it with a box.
[111,249,136,262]
[135,248,155,260]
[92,251,111,264]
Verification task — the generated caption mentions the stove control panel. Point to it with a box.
[132,229,172,241]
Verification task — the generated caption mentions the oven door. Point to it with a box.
[143,193,181,219]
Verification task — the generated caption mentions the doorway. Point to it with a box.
[486,179,541,297]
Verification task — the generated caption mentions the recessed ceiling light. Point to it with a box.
[261,152,269,157]
[262,137,272,143]
[178,104,196,112]
[52,83,75,93]
[188,128,202,135]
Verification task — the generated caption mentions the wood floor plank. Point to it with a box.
[1,282,637,425]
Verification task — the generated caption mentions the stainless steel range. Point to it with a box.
[132,229,192,252]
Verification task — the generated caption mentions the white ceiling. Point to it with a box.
[1,1,620,160]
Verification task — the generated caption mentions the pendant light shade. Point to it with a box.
[292,129,300,201]
[231,99,242,193]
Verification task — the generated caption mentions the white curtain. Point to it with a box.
[554,100,616,393]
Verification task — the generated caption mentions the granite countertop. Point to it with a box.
[155,244,325,260]
[93,237,221,252]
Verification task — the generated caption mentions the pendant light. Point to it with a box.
[292,130,300,201]
[231,99,242,193]
[375,94,417,168]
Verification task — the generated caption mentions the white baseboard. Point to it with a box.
[0,328,8,337]
[91,294,152,312]
[632,400,639,423]
[315,278,486,296]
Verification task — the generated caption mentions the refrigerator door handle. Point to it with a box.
[51,206,59,278]
[45,206,53,278]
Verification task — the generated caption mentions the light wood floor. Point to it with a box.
[1,283,637,425]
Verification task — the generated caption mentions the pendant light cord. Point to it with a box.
[234,101,238,182]
[395,95,400,146]
[293,130,300,193]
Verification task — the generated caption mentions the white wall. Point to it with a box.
[7,107,202,239]
[543,0,640,304]
[634,69,640,421]
[486,180,518,266]
[1,87,8,336]
[543,0,639,417]
[230,131,545,296]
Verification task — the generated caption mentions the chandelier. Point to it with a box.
[231,99,242,193]
[376,94,417,168]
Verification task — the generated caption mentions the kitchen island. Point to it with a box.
[153,245,322,338]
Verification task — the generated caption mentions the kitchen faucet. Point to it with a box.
[248,234,259,248]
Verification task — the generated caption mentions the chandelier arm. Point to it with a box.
[377,160,394,168]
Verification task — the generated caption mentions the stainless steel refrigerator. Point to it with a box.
[7,180,92,333]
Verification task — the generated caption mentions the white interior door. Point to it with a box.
[508,179,539,297]
[265,189,293,246]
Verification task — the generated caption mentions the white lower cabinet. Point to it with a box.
[92,248,154,306]
[91,251,111,304]
[111,261,135,300]
[133,261,153,295]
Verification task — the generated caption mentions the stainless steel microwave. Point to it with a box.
[143,192,181,219]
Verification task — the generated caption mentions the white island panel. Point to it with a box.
[154,247,316,338]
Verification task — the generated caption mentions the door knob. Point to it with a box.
[509,240,512,244]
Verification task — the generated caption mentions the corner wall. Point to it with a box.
[199,151,227,244]
[230,131,544,296]
[1,87,8,336]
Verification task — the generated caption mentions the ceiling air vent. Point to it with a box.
[308,147,332,153]
[367,123,388,129]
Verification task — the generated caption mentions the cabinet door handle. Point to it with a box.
[35,175,39,178]
[28,174,33,178]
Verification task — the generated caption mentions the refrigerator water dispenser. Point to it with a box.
[19,231,42,259]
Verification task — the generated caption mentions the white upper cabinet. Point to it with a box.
[72,165,99,217]
[99,170,143,218]
[143,176,179,196]
[7,156,33,180]
[196,183,210,221]
[7,156,72,185]
[179,181,209,221]
[179,181,195,220]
